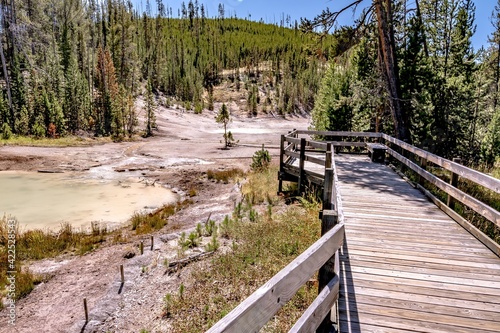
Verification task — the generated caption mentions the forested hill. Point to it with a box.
[0,0,334,140]
[308,0,500,165]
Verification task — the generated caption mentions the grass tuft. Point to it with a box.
[0,216,109,302]
[206,168,244,183]
[131,200,192,234]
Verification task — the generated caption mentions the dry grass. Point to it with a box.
[166,168,321,333]
[0,217,108,301]
[241,165,279,205]
[131,200,193,234]
[206,168,245,184]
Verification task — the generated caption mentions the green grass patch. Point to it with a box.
[0,135,113,147]
[166,168,321,333]
[0,218,108,261]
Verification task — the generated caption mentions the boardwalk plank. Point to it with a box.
[331,154,500,333]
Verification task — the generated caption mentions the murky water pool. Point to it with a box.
[0,172,177,231]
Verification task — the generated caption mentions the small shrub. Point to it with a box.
[32,122,46,139]
[188,187,197,197]
[219,215,233,238]
[205,232,219,252]
[248,208,258,222]
[179,283,185,300]
[186,231,200,248]
[15,269,35,300]
[194,103,203,114]
[233,202,243,220]
[196,223,203,237]
[205,219,216,236]
[250,148,271,171]
[1,122,12,139]
[163,293,173,314]
[178,232,187,252]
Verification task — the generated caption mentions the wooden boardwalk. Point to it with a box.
[335,154,500,333]
[209,132,500,333]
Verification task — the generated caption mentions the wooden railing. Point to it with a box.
[208,130,500,333]
[284,130,499,255]
[208,132,345,333]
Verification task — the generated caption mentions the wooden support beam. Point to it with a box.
[278,135,285,194]
[447,158,462,210]
[323,169,334,211]
[325,143,332,169]
[419,146,428,186]
[317,209,338,333]
[298,138,306,194]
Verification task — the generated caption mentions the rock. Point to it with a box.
[160,233,180,242]
[123,251,136,259]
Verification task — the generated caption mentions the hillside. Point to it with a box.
[0,0,335,140]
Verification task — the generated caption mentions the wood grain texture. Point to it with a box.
[386,147,500,226]
[382,133,500,194]
[334,154,500,333]
[206,224,345,333]
[290,275,340,333]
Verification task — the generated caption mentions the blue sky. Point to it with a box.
[132,0,496,50]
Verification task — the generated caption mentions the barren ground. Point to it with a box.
[0,104,309,333]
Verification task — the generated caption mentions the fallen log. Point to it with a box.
[164,251,215,275]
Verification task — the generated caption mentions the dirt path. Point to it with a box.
[0,106,309,333]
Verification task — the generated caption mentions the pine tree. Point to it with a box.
[144,79,157,137]
[216,103,230,148]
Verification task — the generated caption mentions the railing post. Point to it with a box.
[325,143,332,169]
[419,147,428,186]
[317,168,337,333]
[447,157,462,210]
[298,138,306,195]
[323,168,334,211]
[400,140,408,174]
[278,135,285,194]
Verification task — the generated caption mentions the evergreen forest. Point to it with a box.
[0,0,333,140]
[0,0,498,166]
[308,0,500,165]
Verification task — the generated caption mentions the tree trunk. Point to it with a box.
[494,39,500,110]
[374,0,411,142]
[0,36,13,124]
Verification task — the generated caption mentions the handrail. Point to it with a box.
[382,134,500,194]
[386,147,500,228]
[296,130,382,138]
[206,223,345,333]
[282,131,499,229]
[211,130,499,333]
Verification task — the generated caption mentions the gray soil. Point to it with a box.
[0,103,309,333]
